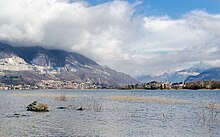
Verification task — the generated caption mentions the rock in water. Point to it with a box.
[77,107,84,111]
[57,106,68,109]
[27,101,49,112]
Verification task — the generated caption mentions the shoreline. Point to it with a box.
[1,88,220,91]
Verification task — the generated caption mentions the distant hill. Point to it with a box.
[0,42,138,85]
[185,67,220,82]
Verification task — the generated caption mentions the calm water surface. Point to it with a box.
[0,89,220,137]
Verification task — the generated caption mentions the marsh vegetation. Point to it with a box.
[1,89,220,137]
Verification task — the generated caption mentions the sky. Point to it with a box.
[0,0,220,76]
[87,0,220,17]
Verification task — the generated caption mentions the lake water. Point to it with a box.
[0,89,220,137]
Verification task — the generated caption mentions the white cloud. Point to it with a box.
[0,0,220,76]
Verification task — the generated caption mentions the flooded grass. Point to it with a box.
[110,95,192,105]
[1,90,220,137]
[205,102,220,109]
[200,101,220,129]
[11,93,77,98]
[55,94,67,101]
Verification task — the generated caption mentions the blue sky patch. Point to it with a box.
[86,0,220,18]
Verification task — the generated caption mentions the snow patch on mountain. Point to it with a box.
[136,62,213,83]
[31,53,51,66]
[0,42,138,85]
[0,53,32,71]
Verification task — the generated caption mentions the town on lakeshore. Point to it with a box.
[0,78,220,90]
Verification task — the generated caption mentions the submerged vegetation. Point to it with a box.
[11,93,76,98]
[201,101,220,128]
[55,94,67,101]
[110,96,192,105]
[2,90,220,137]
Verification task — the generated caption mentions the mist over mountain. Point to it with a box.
[0,42,138,85]
[0,0,220,77]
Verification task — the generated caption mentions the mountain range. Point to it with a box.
[1,42,219,85]
[185,67,220,82]
[136,64,219,83]
[0,42,138,85]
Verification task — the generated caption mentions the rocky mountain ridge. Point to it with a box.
[136,63,216,83]
[185,67,220,82]
[0,42,138,85]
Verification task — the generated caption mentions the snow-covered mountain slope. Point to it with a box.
[136,63,212,83]
[185,67,220,82]
[0,42,138,85]
[0,53,32,71]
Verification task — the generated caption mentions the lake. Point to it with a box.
[0,89,220,137]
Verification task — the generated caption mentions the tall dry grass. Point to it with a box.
[55,94,67,101]
[110,95,192,105]
[11,93,76,98]
[205,101,220,109]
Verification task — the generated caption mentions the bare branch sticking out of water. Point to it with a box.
[201,101,220,128]
[109,96,192,105]
[55,94,67,101]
